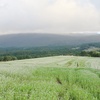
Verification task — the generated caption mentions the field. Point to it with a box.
[0,56,100,100]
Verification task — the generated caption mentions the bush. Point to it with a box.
[0,56,17,61]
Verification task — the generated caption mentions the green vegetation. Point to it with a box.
[0,56,100,100]
[0,56,17,61]
[80,51,100,57]
[0,42,100,61]
[0,46,80,61]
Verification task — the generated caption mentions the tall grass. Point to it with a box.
[0,56,100,100]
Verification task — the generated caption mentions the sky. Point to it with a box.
[0,0,100,35]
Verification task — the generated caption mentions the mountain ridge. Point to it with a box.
[0,33,100,47]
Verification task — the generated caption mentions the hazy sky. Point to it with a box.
[0,0,100,35]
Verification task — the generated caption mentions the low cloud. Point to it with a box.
[0,0,100,34]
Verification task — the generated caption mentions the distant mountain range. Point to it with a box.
[0,33,100,47]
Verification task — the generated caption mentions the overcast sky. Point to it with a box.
[0,0,100,35]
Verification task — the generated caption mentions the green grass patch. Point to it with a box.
[0,67,99,100]
[0,56,100,100]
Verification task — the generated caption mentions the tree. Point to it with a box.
[1,56,17,61]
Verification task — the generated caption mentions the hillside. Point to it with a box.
[0,33,100,47]
[0,42,100,61]
[0,56,100,100]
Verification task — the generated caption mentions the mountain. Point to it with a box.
[0,33,100,47]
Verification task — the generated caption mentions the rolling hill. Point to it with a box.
[0,33,100,47]
[0,56,100,100]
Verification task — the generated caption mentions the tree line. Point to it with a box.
[0,46,80,61]
[80,51,100,57]
[0,43,100,61]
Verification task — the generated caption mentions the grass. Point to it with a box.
[0,56,100,100]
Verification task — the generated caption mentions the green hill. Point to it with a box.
[0,56,100,100]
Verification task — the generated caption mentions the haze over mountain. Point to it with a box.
[0,33,100,47]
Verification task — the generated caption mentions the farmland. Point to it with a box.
[0,56,100,100]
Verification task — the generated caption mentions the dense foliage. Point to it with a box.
[80,51,100,57]
[0,42,100,61]
[0,46,80,61]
